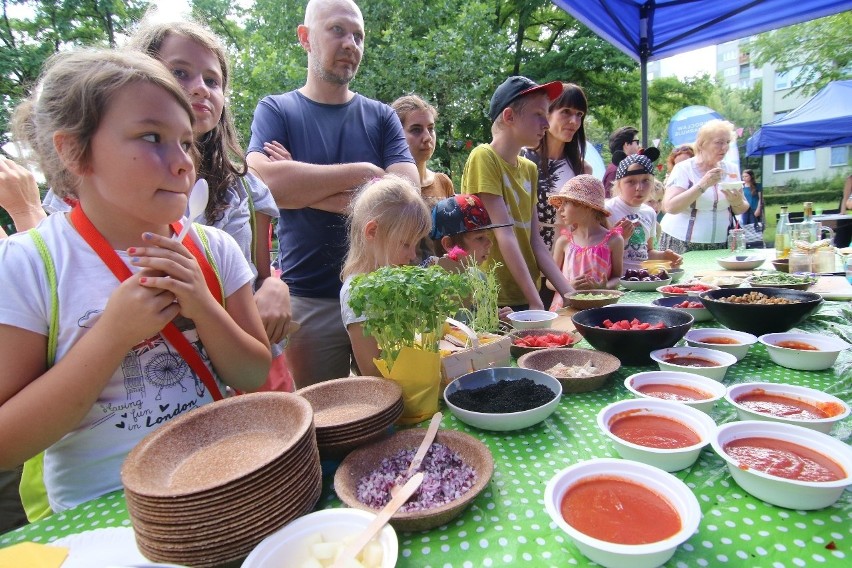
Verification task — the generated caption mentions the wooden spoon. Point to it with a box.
[330,472,424,568]
[390,411,442,497]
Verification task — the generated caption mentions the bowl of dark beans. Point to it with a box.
[619,268,672,292]
[443,367,561,431]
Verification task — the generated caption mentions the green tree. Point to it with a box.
[0,0,149,146]
[706,80,762,168]
[647,75,715,136]
[752,12,852,96]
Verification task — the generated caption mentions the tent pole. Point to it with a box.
[641,55,648,147]
[639,3,650,147]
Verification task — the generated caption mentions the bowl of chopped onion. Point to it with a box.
[334,429,494,532]
[517,348,621,393]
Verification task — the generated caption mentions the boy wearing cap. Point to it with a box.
[461,76,572,310]
[605,152,682,273]
[426,194,512,269]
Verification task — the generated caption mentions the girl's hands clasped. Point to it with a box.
[129,231,220,321]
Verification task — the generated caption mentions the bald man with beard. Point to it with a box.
[246,0,417,387]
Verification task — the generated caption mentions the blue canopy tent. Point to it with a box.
[550,0,852,145]
[746,80,852,156]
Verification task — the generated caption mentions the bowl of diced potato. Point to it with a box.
[242,508,397,568]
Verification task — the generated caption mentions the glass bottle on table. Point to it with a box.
[774,205,791,259]
[802,201,818,243]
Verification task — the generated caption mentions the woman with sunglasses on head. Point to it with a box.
[663,144,694,185]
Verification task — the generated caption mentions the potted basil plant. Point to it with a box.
[348,265,471,424]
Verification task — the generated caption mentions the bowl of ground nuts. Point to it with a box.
[698,288,823,336]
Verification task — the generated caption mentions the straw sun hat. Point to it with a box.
[547,174,610,216]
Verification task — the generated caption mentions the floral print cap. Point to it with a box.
[429,194,513,240]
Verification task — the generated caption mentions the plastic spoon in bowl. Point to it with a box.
[173,179,209,242]
[390,411,442,497]
[330,472,424,568]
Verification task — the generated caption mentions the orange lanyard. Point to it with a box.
[69,205,224,401]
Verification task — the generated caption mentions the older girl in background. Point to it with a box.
[131,19,293,390]
[392,95,455,259]
[740,169,763,227]
[660,120,749,253]
[391,95,455,207]
[0,49,270,516]
[340,175,432,377]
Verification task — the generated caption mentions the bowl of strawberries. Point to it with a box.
[509,329,581,358]
[656,282,719,298]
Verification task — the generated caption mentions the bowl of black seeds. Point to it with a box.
[443,367,562,431]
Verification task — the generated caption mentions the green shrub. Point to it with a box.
[763,174,847,207]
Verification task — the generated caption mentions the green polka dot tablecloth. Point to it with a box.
[2,250,851,567]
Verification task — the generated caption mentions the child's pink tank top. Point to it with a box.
[550,226,621,310]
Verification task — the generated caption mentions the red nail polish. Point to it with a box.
[128,248,136,254]
[140,277,147,284]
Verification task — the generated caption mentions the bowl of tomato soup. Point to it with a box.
[625,371,727,413]
[711,421,852,510]
[684,328,757,361]
[650,347,737,381]
[597,399,716,472]
[544,458,701,568]
[758,332,850,371]
[725,382,850,434]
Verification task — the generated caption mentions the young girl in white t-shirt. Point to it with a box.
[0,49,270,516]
[606,153,682,273]
[339,175,432,377]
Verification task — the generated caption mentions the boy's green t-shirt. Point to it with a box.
[461,143,540,306]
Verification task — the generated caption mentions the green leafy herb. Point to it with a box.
[348,265,471,371]
[457,259,502,334]
[748,272,817,285]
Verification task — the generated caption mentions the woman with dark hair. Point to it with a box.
[740,169,763,226]
[521,83,591,250]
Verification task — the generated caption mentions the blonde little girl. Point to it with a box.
[340,175,432,377]
[605,153,681,273]
[547,175,625,310]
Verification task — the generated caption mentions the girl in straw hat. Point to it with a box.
[546,175,624,310]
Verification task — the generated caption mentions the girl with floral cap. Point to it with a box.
[546,175,624,310]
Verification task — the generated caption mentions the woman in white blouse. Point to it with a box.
[660,119,749,254]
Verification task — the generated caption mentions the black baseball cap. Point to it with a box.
[488,76,563,122]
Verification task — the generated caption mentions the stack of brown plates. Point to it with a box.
[296,376,403,459]
[121,392,321,568]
